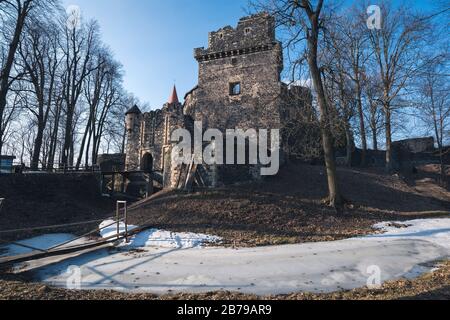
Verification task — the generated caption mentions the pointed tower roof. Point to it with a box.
[168,85,180,104]
[125,105,142,115]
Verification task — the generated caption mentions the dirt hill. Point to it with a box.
[0,173,114,241]
[0,164,448,246]
[126,163,450,247]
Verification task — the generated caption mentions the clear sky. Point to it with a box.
[62,0,249,109]
[62,0,439,110]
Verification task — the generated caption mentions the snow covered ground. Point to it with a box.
[2,218,449,295]
[1,234,88,257]
[99,220,222,249]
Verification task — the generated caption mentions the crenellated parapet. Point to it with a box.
[194,13,278,62]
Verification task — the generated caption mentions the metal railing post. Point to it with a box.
[124,203,128,243]
[116,201,128,243]
[116,201,120,240]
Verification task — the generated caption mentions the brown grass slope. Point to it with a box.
[127,163,450,247]
[0,173,114,242]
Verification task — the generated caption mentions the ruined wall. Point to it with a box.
[141,109,166,172]
[186,13,283,132]
[392,137,435,154]
[97,153,125,172]
[125,101,191,177]
[125,13,313,189]
[125,111,142,171]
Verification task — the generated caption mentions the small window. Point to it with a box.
[218,32,224,40]
[244,27,251,35]
[230,82,241,96]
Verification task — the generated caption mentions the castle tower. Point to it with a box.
[185,12,283,132]
[125,105,142,171]
[168,85,179,105]
[123,13,311,192]
[161,85,188,188]
[184,13,284,186]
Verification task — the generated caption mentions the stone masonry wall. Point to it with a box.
[125,13,312,188]
[187,13,283,132]
[125,113,142,171]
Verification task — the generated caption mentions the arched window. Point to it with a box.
[141,153,153,173]
[229,82,241,96]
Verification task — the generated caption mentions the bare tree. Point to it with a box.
[0,0,57,155]
[250,0,343,207]
[90,61,122,164]
[59,15,100,167]
[0,86,22,153]
[0,0,33,155]
[368,1,429,171]
[323,24,357,167]
[17,18,61,169]
[46,81,64,169]
[75,49,108,169]
[331,6,371,165]
[0,1,129,169]
[415,55,450,185]
[364,75,384,151]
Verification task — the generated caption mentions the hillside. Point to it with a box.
[127,163,450,246]
[0,173,114,241]
[0,164,448,247]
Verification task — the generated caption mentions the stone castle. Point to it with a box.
[125,13,311,189]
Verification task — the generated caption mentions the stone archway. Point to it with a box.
[141,153,153,173]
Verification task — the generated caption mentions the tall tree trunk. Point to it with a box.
[92,134,99,166]
[384,104,393,172]
[75,115,93,170]
[61,104,74,166]
[372,126,378,151]
[0,94,6,156]
[433,113,446,187]
[369,101,379,151]
[356,83,367,166]
[345,123,353,167]
[48,102,61,170]
[85,128,92,168]
[31,117,45,170]
[308,47,342,207]
[0,1,32,155]
[121,127,126,154]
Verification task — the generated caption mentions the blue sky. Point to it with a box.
[62,0,439,110]
[63,0,249,109]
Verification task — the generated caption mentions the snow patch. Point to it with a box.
[367,218,450,249]
[99,219,222,249]
[3,218,449,295]
[0,234,78,257]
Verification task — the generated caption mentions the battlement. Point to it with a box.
[194,12,276,61]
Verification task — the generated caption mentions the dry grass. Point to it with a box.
[126,163,450,247]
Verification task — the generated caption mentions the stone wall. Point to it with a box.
[187,13,283,133]
[125,110,142,171]
[125,12,312,189]
[392,137,435,154]
[141,109,165,172]
[97,153,125,172]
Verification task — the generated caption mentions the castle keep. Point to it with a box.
[125,13,310,190]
